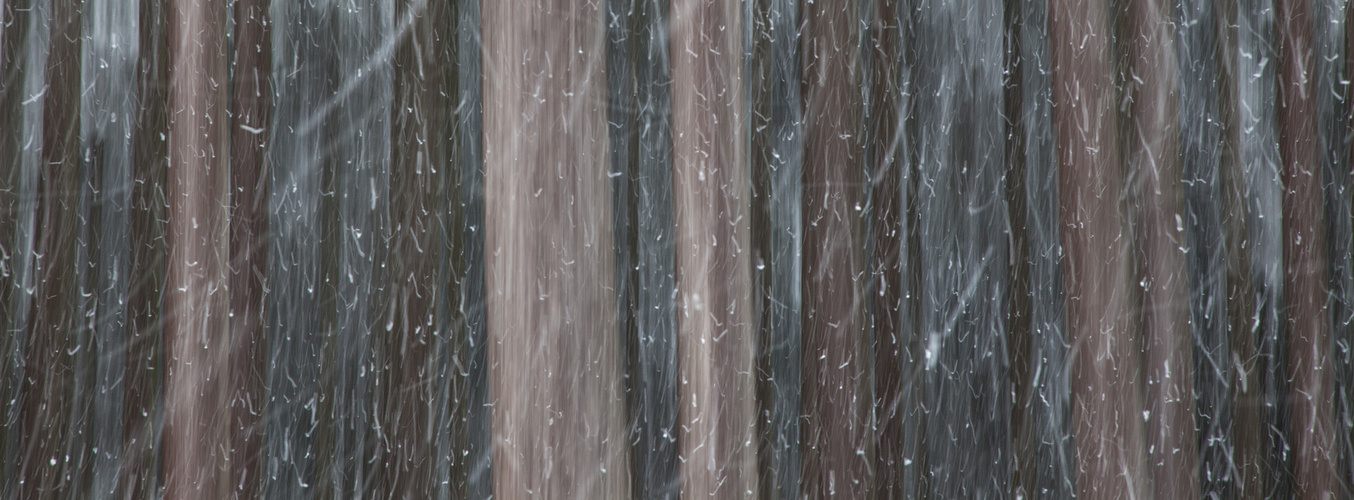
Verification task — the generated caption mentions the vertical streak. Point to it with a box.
[1120,0,1202,497]
[1020,0,1075,493]
[455,0,491,495]
[328,0,391,495]
[749,0,804,496]
[1175,0,1235,495]
[1006,1,1034,495]
[1276,0,1339,496]
[1236,0,1295,495]
[1050,0,1149,496]
[482,0,630,497]
[633,1,679,494]
[389,0,450,495]
[1317,0,1354,494]
[0,0,40,494]
[799,0,872,495]
[163,0,230,496]
[670,0,758,497]
[82,0,138,496]
[18,0,84,495]
[870,0,914,497]
[268,0,328,494]
[610,0,681,496]
[606,0,642,493]
[426,0,465,496]
[1343,3,1354,492]
[124,0,168,495]
[1175,0,1240,493]
[898,2,926,495]
[1216,0,1268,496]
[228,0,269,495]
[913,0,1009,495]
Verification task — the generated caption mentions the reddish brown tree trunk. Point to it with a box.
[482,0,629,497]
[800,0,872,497]
[1051,0,1148,497]
[1120,1,1201,496]
[163,0,230,496]
[228,0,269,496]
[1275,0,1338,497]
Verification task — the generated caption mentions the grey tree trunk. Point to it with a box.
[912,0,1009,496]
[748,0,805,497]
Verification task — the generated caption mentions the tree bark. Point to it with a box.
[482,1,629,497]
[1051,0,1149,496]
[670,1,759,497]
[1276,0,1338,496]
[162,0,230,496]
[228,0,269,495]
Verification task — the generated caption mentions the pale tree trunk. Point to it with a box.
[670,0,759,497]
[482,0,629,497]
[163,0,229,496]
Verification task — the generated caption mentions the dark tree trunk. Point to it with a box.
[455,1,492,496]
[80,0,139,497]
[608,0,680,497]
[386,0,453,495]
[0,1,37,491]
[1013,0,1076,495]
[871,0,920,497]
[15,0,86,496]
[1276,0,1339,497]
[912,0,1010,496]
[799,0,874,496]
[1215,0,1268,497]
[123,0,169,496]
[228,0,270,496]
[1175,0,1236,494]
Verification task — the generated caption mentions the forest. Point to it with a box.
[1,0,1353,498]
